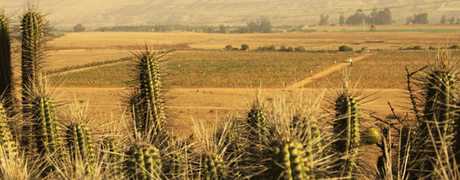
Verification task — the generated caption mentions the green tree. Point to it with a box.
[73,23,85,32]
[224,45,232,50]
[241,44,249,51]
[339,13,345,26]
[441,15,447,24]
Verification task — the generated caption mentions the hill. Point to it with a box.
[4,0,460,29]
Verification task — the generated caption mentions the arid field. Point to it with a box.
[27,30,459,136]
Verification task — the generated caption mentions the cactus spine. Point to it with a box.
[0,12,15,110]
[66,123,95,174]
[126,144,162,179]
[333,93,360,177]
[131,47,167,137]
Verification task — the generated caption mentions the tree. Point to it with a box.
[374,8,392,25]
[441,15,447,24]
[339,13,345,26]
[259,19,272,33]
[246,19,271,33]
[73,23,85,32]
[241,44,249,51]
[219,24,226,33]
[449,17,455,24]
[346,10,365,26]
[410,13,429,24]
[247,21,258,33]
[224,45,232,50]
[319,14,329,26]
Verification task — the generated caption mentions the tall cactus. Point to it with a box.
[329,70,362,178]
[333,93,360,177]
[416,49,460,177]
[21,5,45,115]
[0,11,15,110]
[130,46,168,139]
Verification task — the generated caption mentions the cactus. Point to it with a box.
[414,49,460,177]
[0,12,15,110]
[66,123,95,175]
[20,5,45,113]
[270,135,311,180]
[30,97,64,158]
[247,93,267,145]
[202,153,226,180]
[216,117,245,161]
[0,102,16,157]
[126,144,162,179]
[130,46,168,139]
[101,137,124,177]
[333,93,360,177]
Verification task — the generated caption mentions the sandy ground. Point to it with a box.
[54,87,411,135]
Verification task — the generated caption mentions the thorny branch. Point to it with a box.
[405,66,427,122]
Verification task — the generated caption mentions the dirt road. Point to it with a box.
[287,53,374,89]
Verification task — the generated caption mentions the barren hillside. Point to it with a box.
[4,0,460,29]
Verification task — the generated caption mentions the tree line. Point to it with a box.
[333,8,392,26]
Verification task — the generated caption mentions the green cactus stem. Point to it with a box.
[203,153,226,180]
[0,102,16,156]
[101,137,123,177]
[66,123,95,174]
[31,97,64,158]
[127,144,162,179]
[333,94,360,177]
[131,47,167,138]
[247,95,267,145]
[271,135,311,180]
[21,6,45,109]
[0,13,15,110]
